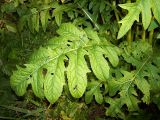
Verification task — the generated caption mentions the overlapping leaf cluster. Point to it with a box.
[10,23,120,104]
[1,0,74,33]
[105,41,160,118]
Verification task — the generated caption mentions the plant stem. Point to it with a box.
[122,0,126,3]
[135,26,139,40]
[47,103,52,110]
[127,0,131,3]
[142,28,146,41]
[126,0,132,45]
[149,29,154,45]
[127,29,132,45]
[112,1,120,28]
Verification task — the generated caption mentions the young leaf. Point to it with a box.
[134,77,150,104]
[31,8,39,32]
[27,8,39,33]
[105,97,125,118]
[118,0,152,39]
[119,41,160,104]
[85,81,103,104]
[108,70,134,96]
[53,5,71,26]
[40,10,50,32]
[119,87,140,111]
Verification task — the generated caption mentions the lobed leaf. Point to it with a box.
[85,81,103,104]
[118,3,140,39]
[10,64,35,96]
[118,0,156,39]
[135,77,150,104]
[10,23,120,103]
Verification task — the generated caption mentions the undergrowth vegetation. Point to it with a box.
[1,0,160,119]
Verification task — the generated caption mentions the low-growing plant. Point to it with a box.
[1,0,160,119]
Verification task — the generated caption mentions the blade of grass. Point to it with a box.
[0,116,18,120]
[0,105,30,114]
[0,105,44,118]
[22,108,44,118]
[77,3,99,30]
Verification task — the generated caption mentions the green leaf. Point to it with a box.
[54,11,62,26]
[151,0,160,24]
[153,94,160,110]
[85,81,103,104]
[120,41,152,67]
[108,78,121,96]
[84,28,100,43]
[118,3,140,39]
[120,87,139,111]
[108,70,141,114]
[135,78,150,104]
[57,23,88,43]
[105,97,124,118]
[1,2,16,13]
[67,49,90,98]
[53,5,71,26]
[10,64,35,96]
[10,23,120,103]
[31,68,44,98]
[102,46,119,67]
[119,41,160,105]
[40,10,50,32]
[44,55,65,103]
[118,0,152,39]
[28,8,39,32]
[141,0,152,29]
[31,8,39,32]
[88,46,109,81]
[100,1,106,13]
[108,70,134,96]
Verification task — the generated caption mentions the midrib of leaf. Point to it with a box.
[24,44,110,84]
[89,82,101,94]
[122,56,151,93]
[44,56,62,103]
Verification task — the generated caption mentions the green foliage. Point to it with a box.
[10,23,120,104]
[85,81,104,104]
[118,0,160,39]
[1,0,160,119]
[105,41,160,118]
